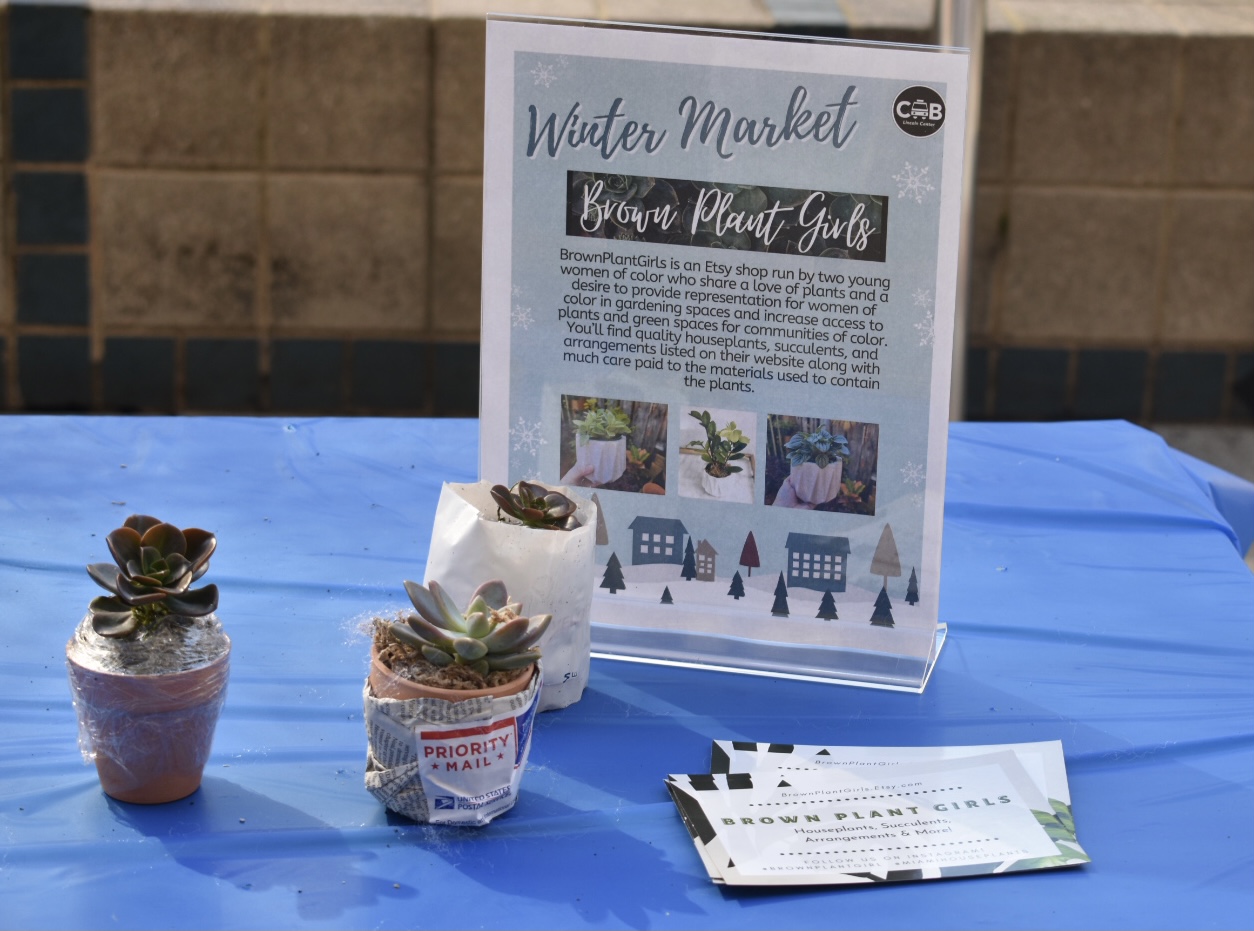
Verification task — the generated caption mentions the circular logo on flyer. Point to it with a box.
[893,86,946,137]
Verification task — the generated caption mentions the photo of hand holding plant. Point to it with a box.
[765,415,879,513]
[560,396,668,493]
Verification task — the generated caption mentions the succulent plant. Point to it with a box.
[573,405,633,440]
[490,480,582,531]
[685,410,748,478]
[784,426,850,469]
[390,580,549,676]
[86,514,219,639]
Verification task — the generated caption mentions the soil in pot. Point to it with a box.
[65,615,230,804]
[369,620,533,700]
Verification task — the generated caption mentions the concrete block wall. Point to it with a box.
[2,0,1251,420]
[971,1,1254,422]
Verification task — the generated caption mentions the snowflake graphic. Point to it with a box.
[530,62,557,88]
[510,418,547,457]
[511,284,522,299]
[892,162,935,204]
[511,304,534,330]
[901,461,926,487]
[912,287,932,308]
[915,309,935,347]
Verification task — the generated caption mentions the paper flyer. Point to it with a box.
[480,19,968,690]
[709,739,1075,806]
[668,742,1089,886]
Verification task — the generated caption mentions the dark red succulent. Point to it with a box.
[86,514,219,638]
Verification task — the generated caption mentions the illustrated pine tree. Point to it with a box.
[739,531,760,577]
[870,582,894,627]
[600,552,625,594]
[770,572,789,617]
[591,492,609,546]
[681,539,697,581]
[816,589,838,620]
[727,571,745,600]
[660,585,673,605]
[870,523,902,591]
[905,567,919,606]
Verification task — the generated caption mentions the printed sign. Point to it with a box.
[480,19,969,690]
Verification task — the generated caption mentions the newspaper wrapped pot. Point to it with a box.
[575,436,627,486]
[422,481,596,712]
[65,621,230,804]
[364,658,541,825]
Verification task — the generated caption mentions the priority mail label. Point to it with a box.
[413,698,538,826]
[420,717,517,778]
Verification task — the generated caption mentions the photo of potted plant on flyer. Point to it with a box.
[684,409,750,499]
[65,514,230,804]
[765,416,882,513]
[572,402,632,486]
[421,480,596,712]
[783,425,850,506]
[364,579,545,825]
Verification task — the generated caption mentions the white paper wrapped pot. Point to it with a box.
[422,481,597,712]
[790,460,843,506]
[575,436,626,486]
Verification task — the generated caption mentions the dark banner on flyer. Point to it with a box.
[566,171,889,263]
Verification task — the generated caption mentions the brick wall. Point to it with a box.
[3,0,1252,421]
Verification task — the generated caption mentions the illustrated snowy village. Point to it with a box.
[588,498,938,666]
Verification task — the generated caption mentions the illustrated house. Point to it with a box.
[784,532,851,592]
[695,539,717,581]
[628,516,688,566]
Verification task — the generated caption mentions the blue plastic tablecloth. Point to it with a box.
[1,416,1251,930]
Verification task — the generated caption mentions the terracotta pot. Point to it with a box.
[368,649,534,702]
[66,640,230,804]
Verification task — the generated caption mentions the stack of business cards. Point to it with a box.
[667,740,1089,886]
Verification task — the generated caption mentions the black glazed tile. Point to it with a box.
[14,172,88,245]
[963,347,988,420]
[993,348,1069,420]
[352,341,425,411]
[9,4,87,80]
[16,253,89,325]
[271,340,343,411]
[12,88,89,162]
[103,338,175,412]
[1152,352,1225,422]
[433,342,480,417]
[186,339,260,411]
[1073,349,1147,421]
[1232,353,1254,422]
[18,335,90,411]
